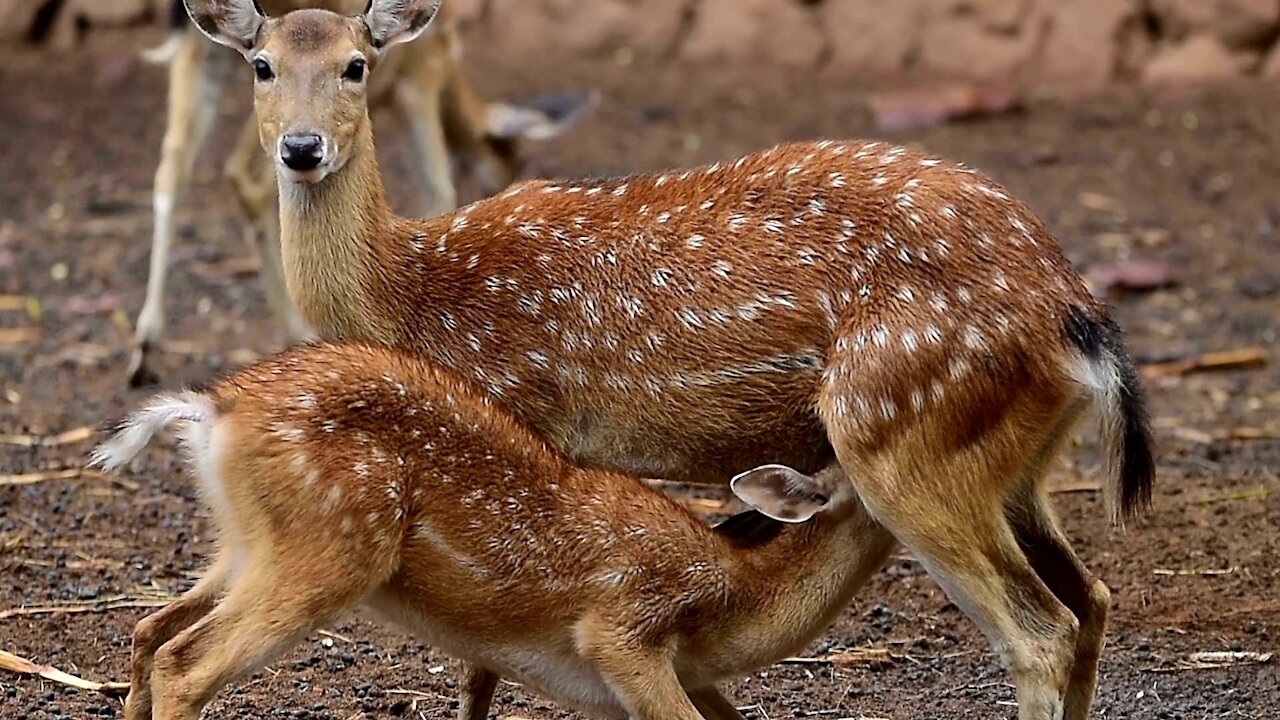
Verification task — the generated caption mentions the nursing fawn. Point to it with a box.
[93,342,896,720]
[184,1,1156,717]
[129,0,594,385]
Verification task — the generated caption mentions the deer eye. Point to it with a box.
[343,58,366,82]
[252,58,274,82]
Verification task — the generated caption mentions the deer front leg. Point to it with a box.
[579,620,703,720]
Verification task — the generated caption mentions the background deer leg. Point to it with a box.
[394,57,456,217]
[225,121,314,346]
[130,36,221,386]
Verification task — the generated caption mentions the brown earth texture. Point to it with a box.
[1,29,1278,720]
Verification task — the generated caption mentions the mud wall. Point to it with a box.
[5,0,1280,90]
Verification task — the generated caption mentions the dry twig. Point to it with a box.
[0,649,129,696]
[0,593,175,621]
[1141,347,1266,379]
[0,426,93,447]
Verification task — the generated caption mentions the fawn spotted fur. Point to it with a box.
[138,2,1159,718]
[95,343,896,720]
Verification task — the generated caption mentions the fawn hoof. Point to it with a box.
[127,343,160,388]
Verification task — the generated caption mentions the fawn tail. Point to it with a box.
[90,392,215,470]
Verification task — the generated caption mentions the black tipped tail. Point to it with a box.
[1063,306,1156,522]
[1112,344,1155,518]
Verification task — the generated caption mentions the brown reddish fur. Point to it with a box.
[103,343,895,720]
[170,4,1156,718]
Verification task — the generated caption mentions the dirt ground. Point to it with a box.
[1,32,1277,720]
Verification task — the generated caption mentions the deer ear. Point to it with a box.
[730,465,831,523]
[485,90,599,142]
[362,0,442,53]
[182,0,265,55]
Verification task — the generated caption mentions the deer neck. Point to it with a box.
[277,117,397,343]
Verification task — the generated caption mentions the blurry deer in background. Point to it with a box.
[93,343,897,720]
[128,0,595,386]
[182,0,1157,717]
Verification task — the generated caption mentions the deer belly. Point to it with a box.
[363,588,626,718]
[523,373,833,483]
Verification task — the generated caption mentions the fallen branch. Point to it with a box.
[0,328,40,345]
[782,647,894,667]
[0,426,93,447]
[1141,348,1267,379]
[0,593,174,621]
[1153,566,1238,577]
[1143,651,1272,673]
[0,468,137,491]
[0,649,129,696]
[1194,487,1268,505]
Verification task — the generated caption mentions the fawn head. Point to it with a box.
[183,0,441,183]
[730,465,853,523]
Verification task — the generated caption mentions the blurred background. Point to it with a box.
[0,1,1277,718]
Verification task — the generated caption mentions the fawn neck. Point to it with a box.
[276,116,399,342]
[713,503,895,667]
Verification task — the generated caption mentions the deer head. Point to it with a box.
[183,0,442,183]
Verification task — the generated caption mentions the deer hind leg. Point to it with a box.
[820,389,1078,720]
[224,118,314,346]
[130,36,222,387]
[149,551,380,720]
[124,555,231,720]
[1008,490,1110,720]
[456,664,499,720]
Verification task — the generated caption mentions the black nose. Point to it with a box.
[280,134,324,171]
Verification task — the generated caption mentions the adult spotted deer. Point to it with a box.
[181,0,1157,717]
[94,342,896,720]
[129,0,594,386]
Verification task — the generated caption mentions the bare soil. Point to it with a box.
[1,35,1277,719]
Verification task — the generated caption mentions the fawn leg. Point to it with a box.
[688,686,747,720]
[579,621,703,720]
[149,563,372,720]
[124,557,230,720]
[457,664,499,720]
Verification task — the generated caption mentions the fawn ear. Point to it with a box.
[362,0,442,53]
[182,0,265,55]
[485,90,599,142]
[730,465,831,523]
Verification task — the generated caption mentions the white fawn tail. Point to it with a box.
[94,343,896,720]
[177,1,1157,718]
